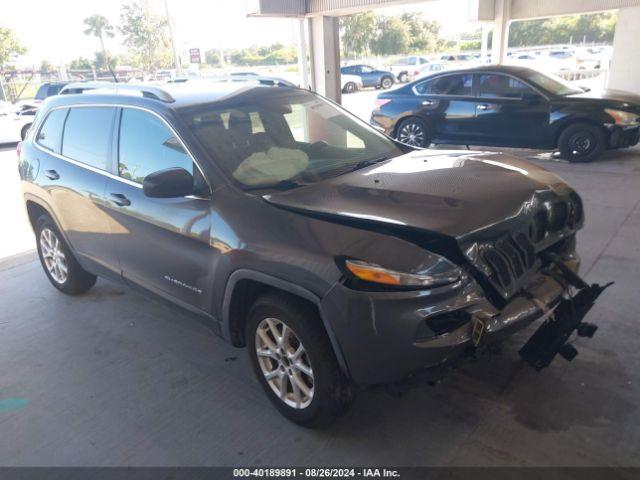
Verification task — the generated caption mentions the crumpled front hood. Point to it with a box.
[263,150,572,240]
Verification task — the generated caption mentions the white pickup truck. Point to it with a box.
[388,56,430,83]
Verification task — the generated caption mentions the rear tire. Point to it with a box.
[21,123,32,140]
[395,117,431,148]
[558,122,606,163]
[35,215,97,295]
[398,72,408,83]
[246,292,354,427]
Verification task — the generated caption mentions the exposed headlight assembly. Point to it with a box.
[343,259,462,289]
[605,108,639,126]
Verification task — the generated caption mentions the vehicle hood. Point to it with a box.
[565,89,640,110]
[263,150,573,241]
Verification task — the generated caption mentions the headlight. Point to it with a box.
[605,108,639,126]
[344,259,461,288]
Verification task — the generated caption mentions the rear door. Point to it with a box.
[103,107,213,311]
[473,73,550,147]
[413,73,477,144]
[34,106,119,272]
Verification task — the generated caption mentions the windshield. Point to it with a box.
[182,88,402,189]
[521,69,582,96]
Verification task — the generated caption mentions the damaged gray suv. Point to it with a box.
[19,80,610,426]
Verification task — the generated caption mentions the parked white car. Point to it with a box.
[388,56,430,83]
[341,74,363,94]
[0,102,34,143]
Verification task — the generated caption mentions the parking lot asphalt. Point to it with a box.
[1,140,639,466]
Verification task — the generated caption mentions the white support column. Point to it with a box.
[480,23,490,64]
[491,0,511,64]
[308,15,342,103]
[608,5,640,95]
[297,19,310,89]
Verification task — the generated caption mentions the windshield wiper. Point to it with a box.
[335,156,389,176]
[243,179,308,192]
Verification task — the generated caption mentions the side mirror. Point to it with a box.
[143,167,194,198]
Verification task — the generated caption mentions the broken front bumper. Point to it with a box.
[321,256,608,385]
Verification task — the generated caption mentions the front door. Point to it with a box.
[103,107,213,311]
[472,73,550,148]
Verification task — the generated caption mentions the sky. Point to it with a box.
[2,0,477,67]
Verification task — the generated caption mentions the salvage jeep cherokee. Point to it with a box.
[18,80,610,426]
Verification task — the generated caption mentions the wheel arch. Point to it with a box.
[553,117,609,148]
[221,269,350,378]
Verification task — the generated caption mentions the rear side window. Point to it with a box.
[35,85,49,100]
[36,108,68,153]
[118,108,194,184]
[432,74,473,96]
[62,107,116,170]
[479,74,533,99]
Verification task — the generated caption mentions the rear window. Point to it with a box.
[62,107,116,170]
[36,108,68,153]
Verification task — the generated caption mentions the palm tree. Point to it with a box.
[83,15,115,77]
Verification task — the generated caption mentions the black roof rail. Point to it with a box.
[59,82,175,102]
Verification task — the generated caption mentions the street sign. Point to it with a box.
[189,48,201,64]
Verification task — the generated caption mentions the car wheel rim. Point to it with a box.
[398,122,425,147]
[40,228,68,284]
[568,132,595,156]
[255,317,314,409]
[382,79,391,88]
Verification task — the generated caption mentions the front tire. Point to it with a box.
[558,122,606,163]
[342,81,357,94]
[398,72,408,83]
[35,215,97,295]
[380,76,393,89]
[396,117,431,148]
[246,292,354,427]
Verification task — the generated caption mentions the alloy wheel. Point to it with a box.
[398,122,425,147]
[255,317,314,409]
[40,228,68,284]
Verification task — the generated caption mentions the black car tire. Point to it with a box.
[21,123,32,140]
[398,72,408,83]
[380,76,393,89]
[558,122,606,163]
[342,82,358,94]
[246,292,354,427]
[396,117,431,148]
[35,214,97,295]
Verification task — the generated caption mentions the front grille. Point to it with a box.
[548,202,569,233]
[482,233,537,293]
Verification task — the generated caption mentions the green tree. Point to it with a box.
[204,48,221,66]
[509,12,616,47]
[119,1,172,72]
[340,12,376,59]
[400,12,440,53]
[94,51,118,70]
[40,60,54,74]
[371,16,410,56]
[0,27,27,69]
[69,57,93,70]
[83,14,115,72]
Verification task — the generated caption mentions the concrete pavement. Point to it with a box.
[0,143,639,466]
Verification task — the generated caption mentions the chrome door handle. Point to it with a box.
[421,99,435,106]
[44,169,59,180]
[109,193,131,207]
[477,103,492,111]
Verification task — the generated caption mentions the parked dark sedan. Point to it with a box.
[341,64,395,90]
[371,65,640,162]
